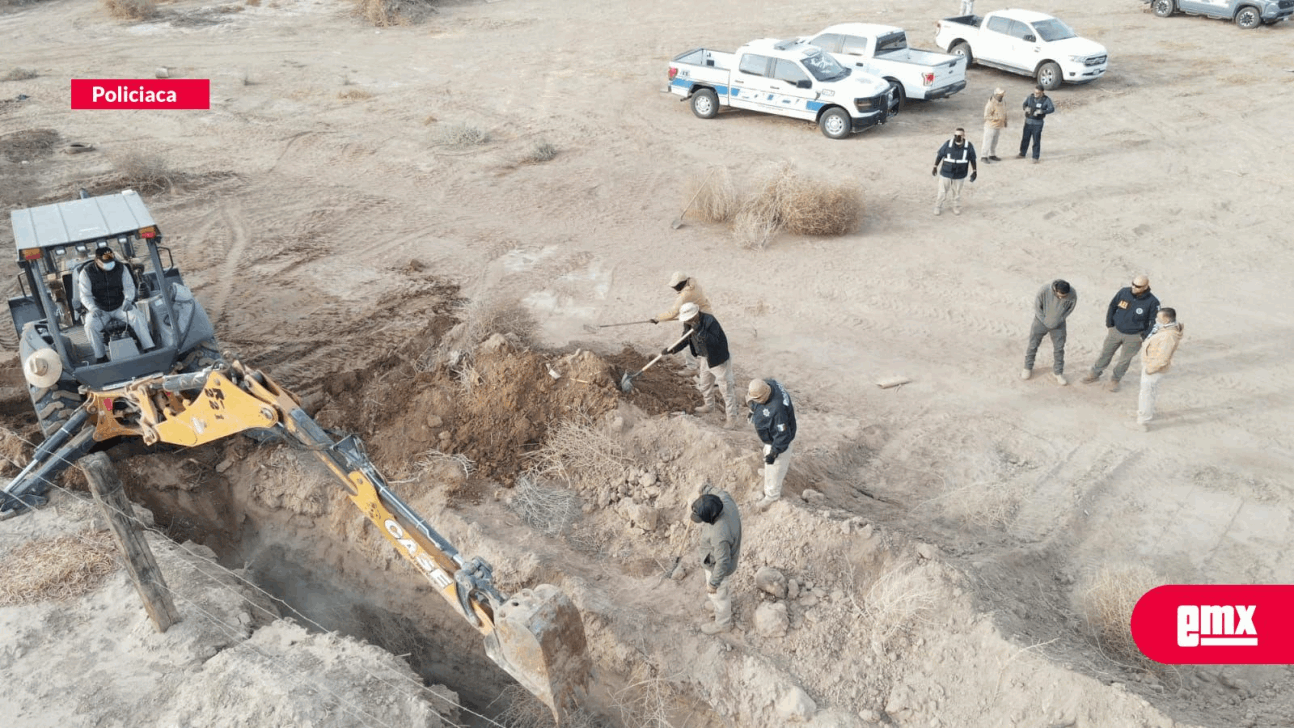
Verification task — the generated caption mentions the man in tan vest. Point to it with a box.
[1135,308,1184,431]
[652,271,712,373]
[982,87,1007,162]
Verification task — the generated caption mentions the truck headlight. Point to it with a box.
[1069,55,1087,63]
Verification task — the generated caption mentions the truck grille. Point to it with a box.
[1085,55,1107,66]
[854,94,889,112]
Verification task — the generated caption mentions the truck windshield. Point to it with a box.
[801,49,846,81]
[1032,19,1076,42]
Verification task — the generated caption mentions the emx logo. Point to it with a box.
[1132,585,1294,664]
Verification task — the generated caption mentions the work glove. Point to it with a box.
[121,299,135,312]
[765,452,777,465]
[931,166,938,177]
[90,308,107,322]
[660,348,672,358]
[706,583,718,594]
[970,171,977,182]
[649,318,658,325]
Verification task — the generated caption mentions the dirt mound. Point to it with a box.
[602,346,701,414]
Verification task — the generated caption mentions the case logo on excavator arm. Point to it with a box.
[384,519,453,590]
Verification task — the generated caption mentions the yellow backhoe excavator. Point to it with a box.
[2,191,590,723]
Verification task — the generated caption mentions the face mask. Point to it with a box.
[954,136,964,143]
[101,260,116,271]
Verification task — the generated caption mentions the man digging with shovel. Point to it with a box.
[662,303,739,427]
[651,271,712,375]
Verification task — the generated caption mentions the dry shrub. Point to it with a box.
[509,474,582,537]
[521,140,558,164]
[244,0,260,5]
[925,478,1032,528]
[862,559,937,654]
[337,88,373,101]
[690,166,738,224]
[0,531,118,606]
[101,0,157,20]
[113,151,174,194]
[779,172,863,236]
[2,68,37,82]
[431,122,489,149]
[527,414,629,489]
[352,0,436,27]
[1081,563,1163,664]
[492,685,604,728]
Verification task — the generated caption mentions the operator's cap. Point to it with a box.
[668,271,688,287]
[679,302,700,321]
[23,348,63,389]
[994,87,1005,96]
[96,247,115,261]
[746,378,771,403]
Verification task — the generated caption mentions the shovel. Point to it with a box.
[671,169,716,229]
[581,319,654,334]
[620,330,690,392]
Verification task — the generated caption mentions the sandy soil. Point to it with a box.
[2,0,1293,726]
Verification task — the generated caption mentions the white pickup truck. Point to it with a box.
[667,38,898,140]
[934,9,1108,90]
[804,24,967,111]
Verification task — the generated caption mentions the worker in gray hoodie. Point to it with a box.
[1023,279,1078,385]
[691,484,742,635]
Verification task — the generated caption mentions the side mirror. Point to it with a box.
[796,79,812,89]
[1024,34,1036,42]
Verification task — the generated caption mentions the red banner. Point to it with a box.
[1131,585,1294,664]
[70,79,210,110]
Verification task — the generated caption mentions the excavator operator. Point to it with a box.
[77,247,155,363]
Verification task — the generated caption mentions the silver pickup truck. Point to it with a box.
[1148,0,1292,28]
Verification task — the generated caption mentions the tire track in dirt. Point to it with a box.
[208,204,252,326]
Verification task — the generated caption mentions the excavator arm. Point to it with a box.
[1,360,590,723]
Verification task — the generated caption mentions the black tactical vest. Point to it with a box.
[85,264,125,312]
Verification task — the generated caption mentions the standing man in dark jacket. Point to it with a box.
[1081,275,1160,392]
[691,484,742,634]
[1023,279,1078,385]
[746,378,796,511]
[664,302,738,426]
[931,127,978,216]
[1018,85,1055,163]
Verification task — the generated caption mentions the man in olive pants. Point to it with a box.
[1023,279,1078,385]
[691,484,742,635]
[1082,275,1160,392]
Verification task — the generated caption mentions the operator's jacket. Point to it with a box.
[667,313,730,368]
[750,379,796,456]
[698,486,742,588]
[1105,287,1160,337]
[656,279,713,323]
[78,262,135,314]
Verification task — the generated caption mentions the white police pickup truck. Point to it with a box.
[935,9,1108,90]
[805,24,967,112]
[667,38,898,139]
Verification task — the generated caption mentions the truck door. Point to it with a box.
[979,14,1014,64]
[730,53,776,112]
[836,34,878,75]
[1008,19,1041,65]
[768,59,818,121]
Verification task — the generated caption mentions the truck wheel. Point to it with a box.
[949,41,972,64]
[1036,61,1062,90]
[886,80,905,113]
[1235,6,1261,28]
[1152,0,1174,16]
[690,88,719,119]
[818,108,851,139]
[30,379,81,437]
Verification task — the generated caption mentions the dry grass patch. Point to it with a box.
[702,163,864,248]
[509,474,583,538]
[431,122,489,149]
[101,0,157,20]
[492,685,603,728]
[337,88,373,101]
[521,139,558,164]
[1081,563,1163,665]
[527,414,630,489]
[113,151,175,194]
[352,0,436,27]
[0,531,118,606]
[689,166,738,224]
[860,559,938,654]
[2,68,37,82]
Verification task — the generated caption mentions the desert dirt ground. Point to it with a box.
[2,0,1294,726]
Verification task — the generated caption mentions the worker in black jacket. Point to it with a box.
[1081,275,1161,392]
[746,378,796,511]
[664,303,737,427]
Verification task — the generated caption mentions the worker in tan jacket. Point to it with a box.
[1136,307,1184,431]
[982,88,1007,162]
[652,271,712,373]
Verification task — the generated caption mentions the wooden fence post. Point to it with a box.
[80,452,181,633]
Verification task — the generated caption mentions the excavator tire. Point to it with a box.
[29,379,83,437]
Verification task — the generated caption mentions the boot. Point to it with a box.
[694,403,714,415]
[1080,372,1100,384]
[700,621,732,635]
[1054,373,1068,386]
[1020,368,1032,380]
[1107,379,1121,392]
[756,496,778,512]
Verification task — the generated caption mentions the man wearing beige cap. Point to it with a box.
[652,272,712,373]
[663,303,739,426]
[746,378,797,511]
[982,87,1007,162]
[1081,276,1160,392]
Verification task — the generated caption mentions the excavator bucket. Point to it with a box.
[484,584,592,724]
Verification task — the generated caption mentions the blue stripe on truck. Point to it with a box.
[670,78,732,96]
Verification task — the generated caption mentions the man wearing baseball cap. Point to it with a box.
[662,302,738,427]
[690,483,742,635]
[651,272,713,374]
[77,246,154,364]
[746,378,797,511]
